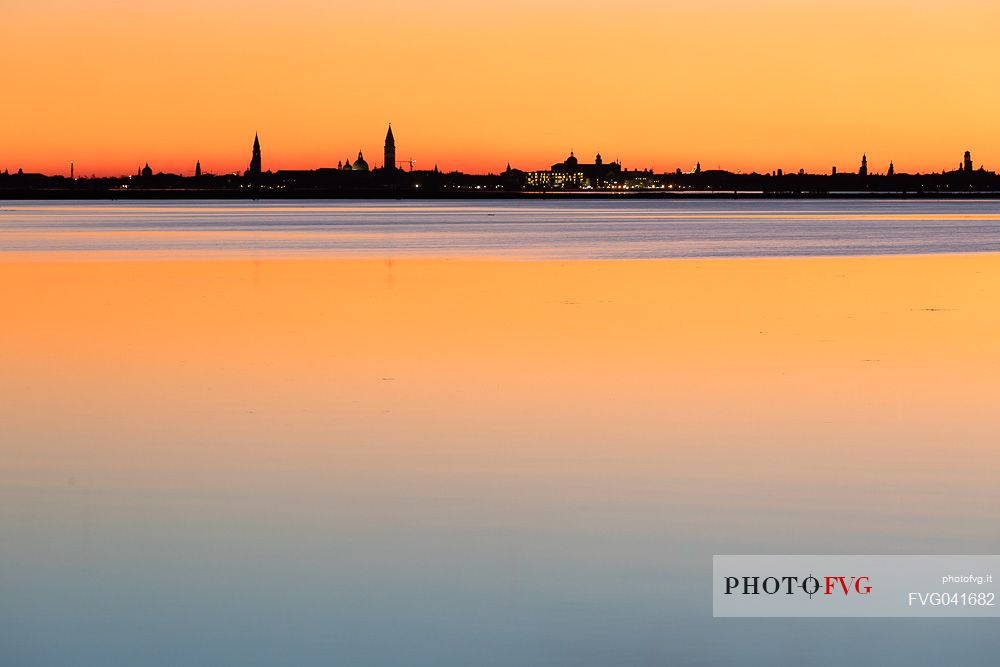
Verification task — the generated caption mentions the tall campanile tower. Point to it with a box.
[248,133,262,177]
[384,124,396,171]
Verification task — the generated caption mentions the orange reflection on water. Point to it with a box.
[1,255,999,550]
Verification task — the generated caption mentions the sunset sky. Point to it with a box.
[4,0,999,177]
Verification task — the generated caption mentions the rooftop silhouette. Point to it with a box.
[3,127,998,198]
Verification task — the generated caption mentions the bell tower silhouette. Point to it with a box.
[384,124,396,171]
[247,133,262,177]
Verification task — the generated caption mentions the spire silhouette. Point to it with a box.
[247,133,262,177]
[384,123,396,171]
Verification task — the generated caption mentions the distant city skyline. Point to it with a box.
[4,123,998,180]
[6,2,1000,176]
[5,124,992,181]
[5,124,996,199]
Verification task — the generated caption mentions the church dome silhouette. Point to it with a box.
[352,151,369,171]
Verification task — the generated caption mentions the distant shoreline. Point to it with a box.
[5,189,1000,201]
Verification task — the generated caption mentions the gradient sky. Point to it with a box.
[4,0,1000,176]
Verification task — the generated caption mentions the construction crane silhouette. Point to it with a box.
[395,158,416,171]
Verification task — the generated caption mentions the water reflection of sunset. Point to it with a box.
[3,253,1000,665]
[3,255,998,534]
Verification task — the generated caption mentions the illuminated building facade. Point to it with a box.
[526,151,623,189]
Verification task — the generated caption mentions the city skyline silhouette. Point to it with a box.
[3,124,999,198]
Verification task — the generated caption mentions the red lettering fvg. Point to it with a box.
[824,576,872,595]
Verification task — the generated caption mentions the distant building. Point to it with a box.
[352,151,369,171]
[887,161,894,177]
[859,154,868,177]
[384,124,396,171]
[195,160,202,177]
[247,133,262,177]
[141,163,152,177]
[621,167,657,189]
[526,151,622,189]
[964,150,973,173]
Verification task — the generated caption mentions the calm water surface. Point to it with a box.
[3,199,1000,258]
[1,201,999,666]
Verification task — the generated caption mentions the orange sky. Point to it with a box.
[4,0,999,177]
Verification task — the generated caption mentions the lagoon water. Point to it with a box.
[2,200,1000,666]
[4,199,1000,259]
